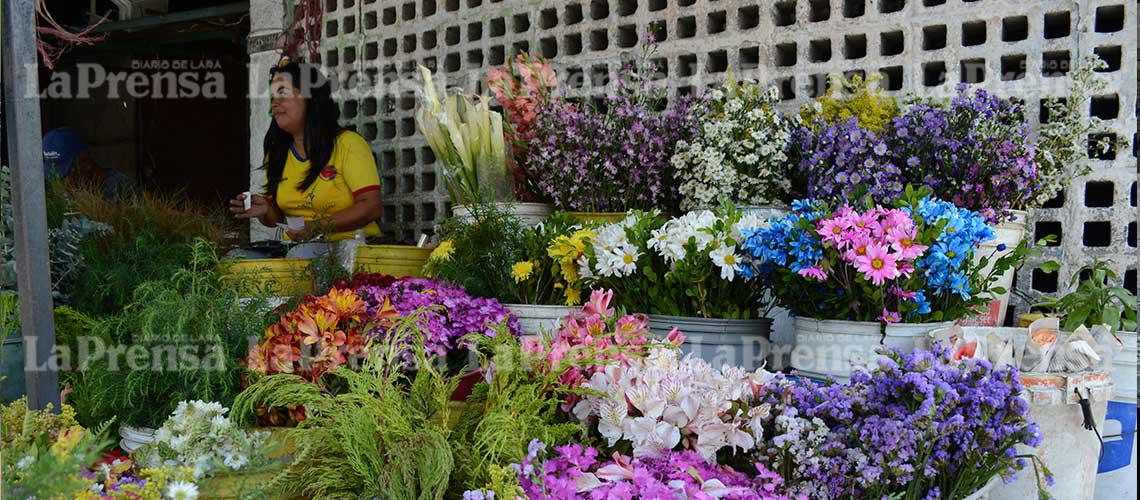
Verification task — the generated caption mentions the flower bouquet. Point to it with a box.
[741,189,1028,324]
[673,75,798,211]
[527,50,700,213]
[578,210,665,313]
[750,346,1047,500]
[246,286,381,384]
[357,277,520,361]
[509,440,799,499]
[139,401,269,479]
[486,53,558,202]
[416,66,510,206]
[890,84,1039,224]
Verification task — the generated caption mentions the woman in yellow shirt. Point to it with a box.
[230,61,381,244]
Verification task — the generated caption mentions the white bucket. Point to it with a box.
[960,210,1026,327]
[991,370,1115,500]
[883,321,956,352]
[1094,331,1137,500]
[963,474,1002,500]
[505,304,575,339]
[647,315,772,370]
[792,318,953,382]
[119,425,156,453]
[453,202,553,228]
[791,318,881,382]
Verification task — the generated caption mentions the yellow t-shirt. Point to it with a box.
[275,131,382,241]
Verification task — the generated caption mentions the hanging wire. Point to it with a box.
[276,0,324,64]
[35,0,109,69]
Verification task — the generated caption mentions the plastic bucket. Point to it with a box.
[1094,331,1136,500]
[647,315,772,370]
[218,258,314,297]
[353,244,431,278]
[505,304,575,340]
[963,474,1002,500]
[453,202,553,228]
[1,336,25,403]
[883,321,956,353]
[119,425,156,453]
[960,210,1025,326]
[991,370,1114,500]
[791,318,881,382]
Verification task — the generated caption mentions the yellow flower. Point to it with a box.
[511,261,535,283]
[430,240,455,262]
[564,287,582,306]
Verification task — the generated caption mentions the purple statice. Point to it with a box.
[792,117,905,205]
[357,278,520,359]
[514,440,801,500]
[751,345,1042,499]
[889,84,1040,223]
[526,63,700,212]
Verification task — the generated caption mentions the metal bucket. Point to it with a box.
[353,244,431,278]
[453,202,553,228]
[647,315,772,370]
[505,304,575,340]
[792,318,953,382]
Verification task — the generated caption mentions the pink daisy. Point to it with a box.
[843,235,874,263]
[878,308,902,324]
[888,286,917,299]
[797,266,829,281]
[854,243,900,285]
[817,217,848,247]
[890,228,928,260]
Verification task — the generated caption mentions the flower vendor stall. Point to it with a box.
[4,27,1130,498]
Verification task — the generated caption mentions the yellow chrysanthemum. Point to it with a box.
[511,261,535,283]
[430,240,455,262]
[564,286,582,306]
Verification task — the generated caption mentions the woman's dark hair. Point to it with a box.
[262,61,342,194]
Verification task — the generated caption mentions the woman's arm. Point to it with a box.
[288,191,381,240]
[257,197,285,228]
[230,193,284,227]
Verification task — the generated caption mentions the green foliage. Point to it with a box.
[1034,259,1138,332]
[424,203,526,302]
[68,231,195,317]
[233,312,460,499]
[1,398,113,500]
[800,73,899,132]
[449,331,586,494]
[71,240,273,428]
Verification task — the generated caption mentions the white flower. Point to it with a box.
[166,480,199,500]
[15,455,34,470]
[709,245,741,281]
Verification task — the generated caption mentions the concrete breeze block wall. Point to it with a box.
[250,0,1138,310]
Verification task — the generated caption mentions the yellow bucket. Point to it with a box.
[354,244,431,277]
[218,258,314,297]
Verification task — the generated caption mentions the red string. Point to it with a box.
[276,0,324,63]
[35,0,108,70]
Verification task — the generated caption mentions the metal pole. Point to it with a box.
[2,0,60,411]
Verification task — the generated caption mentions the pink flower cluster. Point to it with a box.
[813,206,928,286]
[523,289,682,411]
[486,53,558,200]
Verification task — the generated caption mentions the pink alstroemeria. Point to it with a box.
[582,289,615,317]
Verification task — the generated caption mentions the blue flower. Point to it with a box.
[911,290,933,315]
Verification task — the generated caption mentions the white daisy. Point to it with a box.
[709,245,741,281]
[166,480,199,500]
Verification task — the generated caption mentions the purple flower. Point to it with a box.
[358,278,520,360]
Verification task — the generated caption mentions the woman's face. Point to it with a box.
[270,73,306,136]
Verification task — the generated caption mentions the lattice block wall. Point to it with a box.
[311,0,1136,307]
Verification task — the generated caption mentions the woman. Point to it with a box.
[230,61,382,251]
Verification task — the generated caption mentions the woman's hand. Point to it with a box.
[229,193,271,219]
[285,222,312,242]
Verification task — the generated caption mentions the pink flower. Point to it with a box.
[816,217,847,246]
[889,228,928,260]
[796,266,828,281]
[582,289,614,318]
[888,286,917,300]
[666,328,685,347]
[842,235,873,263]
[878,308,902,324]
[853,243,900,285]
